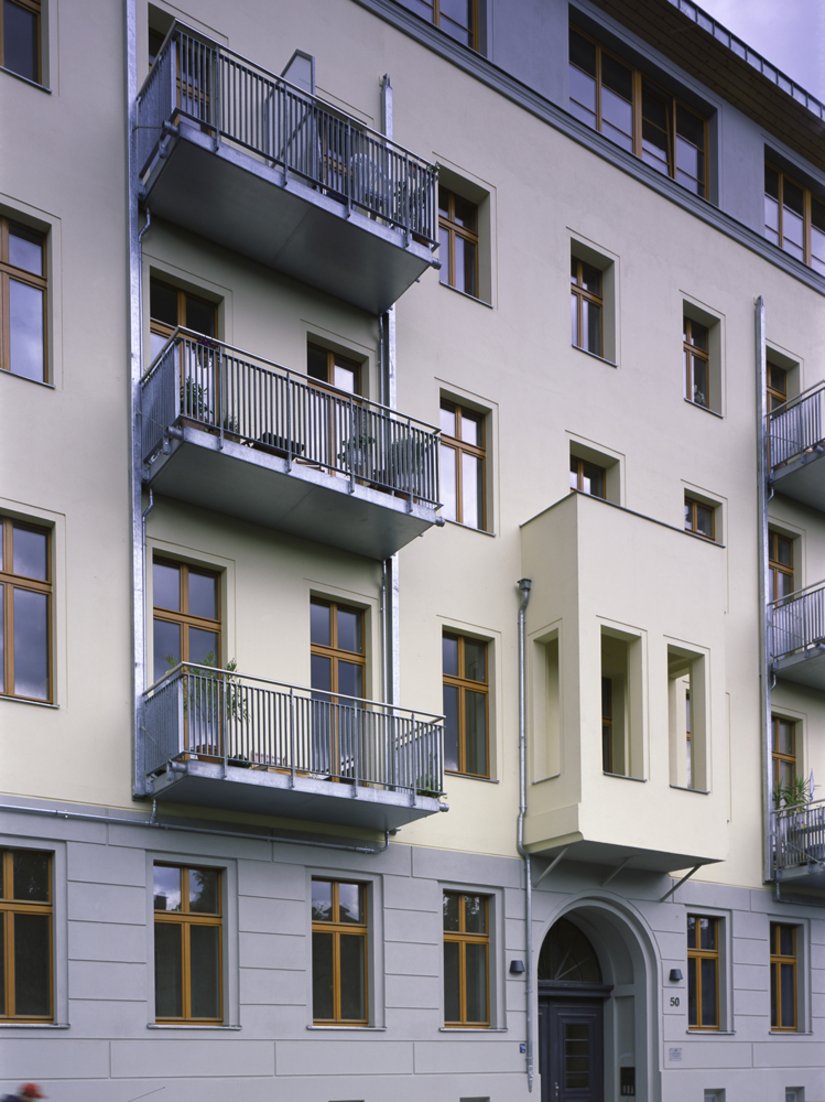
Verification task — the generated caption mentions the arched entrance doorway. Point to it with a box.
[537,906,655,1102]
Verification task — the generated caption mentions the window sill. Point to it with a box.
[439,1026,508,1033]
[0,1022,69,1029]
[438,281,493,308]
[683,529,720,545]
[442,518,496,537]
[0,695,58,709]
[684,397,724,419]
[307,1024,387,1032]
[571,344,617,368]
[0,65,50,92]
[769,1030,810,1036]
[670,784,710,795]
[686,1029,735,1036]
[148,1023,241,1031]
[602,771,646,783]
[445,771,499,784]
[1,371,54,389]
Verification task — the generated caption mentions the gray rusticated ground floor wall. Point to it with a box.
[1,802,824,1101]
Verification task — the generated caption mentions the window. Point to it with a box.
[684,494,715,540]
[570,455,606,498]
[668,646,707,791]
[311,879,368,1024]
[769,529,795,601]
[600,627,642,779]
[439,188,479,298]
[153,864,222,1023]
[684,316,710,408]
[569,27,708,197]
[1,515,51,702]
[149,276,217,361]
[765,165,825,276]
[439,399,486,529]
[687,914,720,1030]
[770,923,798,1032]
[772,716,798,791]
[410,0,479,49]
[1,0,40,82]
[443,633,489,777]
[307,343,360,395]
[0,848,52,1021]
[1,216,47,382]
[767,360,789,412]
[152,559,221,683]
[310,599,366,778]
[443,892,489,1027]
[570,256,603,355]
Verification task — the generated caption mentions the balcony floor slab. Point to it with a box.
[773,646,825,690]
[771,449,825,511]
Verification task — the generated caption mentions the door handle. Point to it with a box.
[554,1083,560,1099]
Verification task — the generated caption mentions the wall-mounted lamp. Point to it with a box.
[669,968,684,983]
[509,959,526,975]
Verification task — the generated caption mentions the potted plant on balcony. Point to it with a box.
[774,772,823,865]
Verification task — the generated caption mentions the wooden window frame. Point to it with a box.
[570,256,604,356]
[418,0,479,50]
[770,923,798,1032]
[149,276,217,346]
[570,455,606,498]
[438,187,480,298]
[310,598,366,696]
[0,0,42,83]
[153,863,223,1024]
[0,515,52,702]
[683,316,711,409]
[443,632,490,778]
[767,359,789,412]
[152,558,222,676]
[684,494,715,540]
[769,529,795,602]
[439,399,487,530]
[771,715,798,790]
[765,164,825,274]
[687,914,720,1030]
[443,891,490,1028]
[0,216,47,382]
[0,848,53,1021]
[569,28,709,197]
[311,878,368,1025]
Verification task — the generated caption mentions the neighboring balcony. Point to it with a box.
[769,383,825,510]
[140,332,441,559]
[140,664,445,831]
[770,582,825,689]
[136,26,439,313]
[773,800,825,889]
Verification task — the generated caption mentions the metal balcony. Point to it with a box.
[770,581,825,689]
[140,332,441,559]
[141,664,445,831]
[136,26,439,313]
[773,800,825,888]
[769,383,825,510]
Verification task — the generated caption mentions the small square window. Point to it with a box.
[569,442,620,503]
[684,494,717,540]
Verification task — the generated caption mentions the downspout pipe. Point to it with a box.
[755,297,773,884]
[516,577,534,1092]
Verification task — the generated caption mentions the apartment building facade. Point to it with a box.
[2,1,825,1099]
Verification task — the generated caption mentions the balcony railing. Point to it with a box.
[143,664,444,798]
[140,330,440,506]
[769,382,825,469]
[773,799,825,877]
[136,26,438,245]
[771,581,825,662]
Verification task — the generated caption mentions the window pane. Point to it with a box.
[185,294,215,337]
[154,866,182,911]
[188,570,217,620]
[564,1022,590,1088]
[13,913,51,1016]
[150,280,179,327]
[460,238,478,297]
[13,588,49,699]
[0,914,4,1015]
[190,924,221,1018]
[153,562,180,611]
[465,942,488,1022]
[463,894,486,934]
[338,882,362,924]
[461,452,481,529]
[443,940,460,1020]
[465,689,488,775]
[3,0,38,81]
[779,925,795,955]
[688,959,697,1022]
[310,600,330,646]
[780,963,795,1027]
[336,608,362,654]
[9,226,43,276]
[0,587,4,694]
[440,403,456,437]
[696,504,714,538]
[154,923,183,1017]
[463,639,486,682]
[584,300,602,355]
[337,660,362,700]
[451,194,477,231]
[311,880,332,921]
[13,525,48,581]
[189,627,218,666]
[9,280,45,382]
[153,619,180,681]
[443,893,460,932]
[189,868,219,914]
[699,917,716,949]
[442,634,459,677]
[439,443,457,522]
[312,931,334,1019]
[701,958,718,1025]
[12,851,50,902]
[770,963,778,1029]
[443,684,459,771]
[339,934,366,1019]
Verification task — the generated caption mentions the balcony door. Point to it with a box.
[306,344,369,475]
[310,598,365,778]
[150,278,219,425]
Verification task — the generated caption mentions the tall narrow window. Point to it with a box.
[439,400,486,529]
[769,529,795,601]
[765,165,825,276]
[687,914,720,1030]
[310,599,365,778]
[770,923,798,1032]
[307,344,365,473]
[570,256,603,356]
[600,628,642,779]
[443,892,489,1027]
[0,848,52,1021]
[772,716,798,790]
[443,633,489,777]
[668,646,707,791]
[311,879,368,1024]
[439,188,479,298]
[767,360,789,412]
[1,217,47,382]
[152,559,221,683]
[1,0,41,82]
[411,0,478,49]
[153,864,222,1023]
[0,516,51,702]
[684,317,710,409]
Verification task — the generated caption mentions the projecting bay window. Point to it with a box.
[770,923,798,1032]
[311,879,368,1025]
[1,217,47,383]
[687,914,720,1030]
[0,515,51,702]
[443,891,490,1027]
[569,27,709,197]
[765,165,825,276]
[153,864,222,1023]
[0,848,52,1021]
[1,0,41,83]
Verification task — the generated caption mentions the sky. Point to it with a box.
[697,0,825,100]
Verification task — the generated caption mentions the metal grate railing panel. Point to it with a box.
[773,798,825,873]
[769,382,825,469]
[770,582,825,661]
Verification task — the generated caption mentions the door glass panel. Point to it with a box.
[189,627,218,666]
[564,1022,591,1088]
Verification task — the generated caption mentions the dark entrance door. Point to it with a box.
[538,996,605,1102]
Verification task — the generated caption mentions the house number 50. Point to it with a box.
[669,996,680,1007]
